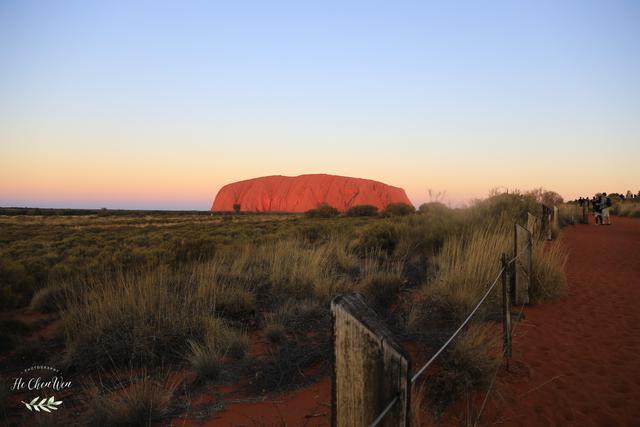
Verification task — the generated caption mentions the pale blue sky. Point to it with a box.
[1,1,639,209]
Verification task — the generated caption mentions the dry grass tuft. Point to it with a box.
[61,268,211,371]
[427,323,500,415]
[187,340,224,382]
[530,240,568,303]
[424,226,511,323]
[86,374,177,426]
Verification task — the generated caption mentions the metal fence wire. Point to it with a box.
[368,237,533,427]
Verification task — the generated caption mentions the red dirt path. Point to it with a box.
[484,216,640,426]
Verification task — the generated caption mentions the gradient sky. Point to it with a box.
[1,1,639,209]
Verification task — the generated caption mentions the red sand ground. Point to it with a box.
[482,216,640,427]
[191,216,639,426]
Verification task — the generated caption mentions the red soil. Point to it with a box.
[479,216,640,426]
[211,174,413,212]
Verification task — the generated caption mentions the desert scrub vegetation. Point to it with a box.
[419,225,512,326]
[558,203,582,226]
[425,323,501,414]
[529,240,569,303]
[0,211,350,309]
[346,204,379,216]
[0,190,572,423]
[85,372,178,426]
[612,201,640,217]
[304,203,339,218]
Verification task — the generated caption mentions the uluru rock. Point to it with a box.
[211,174,413,213]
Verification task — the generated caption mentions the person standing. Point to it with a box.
[601,192,612,225]
[593,195,602,225]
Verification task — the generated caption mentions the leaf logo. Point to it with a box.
[21,396,63,412]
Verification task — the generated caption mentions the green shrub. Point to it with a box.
[382,203,415,216]
[346,204,378,217]
[417,202,448,214]
[305,203,339,218]
[297,223,332,243]
[354,222,400,255]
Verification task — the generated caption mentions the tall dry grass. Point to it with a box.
[424,225,512,322]
[612,201,640,217]
[530,240,568,303]
[558,203,582,226]
[61,265,249,372]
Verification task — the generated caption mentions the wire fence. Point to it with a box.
[367,228,534,427]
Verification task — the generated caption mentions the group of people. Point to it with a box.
[577,193,612,225]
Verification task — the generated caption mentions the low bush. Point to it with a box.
[297,223,332,243]
[382,203,415,217]
[346,204,378,217]
[305,203,339,218]
[353,222,400,255]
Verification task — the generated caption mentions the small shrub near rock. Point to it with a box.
[382,203,415,217]
[346,204,378,217]
[354,222,400,255]
[305,203,339,218]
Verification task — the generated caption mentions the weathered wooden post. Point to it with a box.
[541,204,552,240]
[513,224,532,305]
[552,206,559,235]
[527,212,538,239]
[331,294,410,427]
[501,254,512,365]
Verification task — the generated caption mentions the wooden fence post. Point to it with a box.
[541,204,552,240]
[513,224,532,305]
[501,254,512,365]
[527,212,538,239]
[331,294,410,427]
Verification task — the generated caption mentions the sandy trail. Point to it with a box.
[487,216,640,427]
